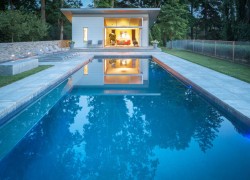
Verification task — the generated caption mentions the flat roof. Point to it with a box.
[61,8,160,26]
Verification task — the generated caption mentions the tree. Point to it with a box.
[46,0,82,40]
[0,0,39,11]
[157,0,189,47]
[200,1,222,39]
[0,10,48,42]
[221,0,236,40]
[187,0,201,39]
[235,0,250,40]
[0,0,11,10]
[24,13,49,41]
[41,0,46,23]
[93,0,113,7]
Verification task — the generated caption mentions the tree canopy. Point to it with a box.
[0,10,48,42]
[157,1,189,46]
[0,0,249,42]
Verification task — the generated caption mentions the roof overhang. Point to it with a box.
[61,8,160,26]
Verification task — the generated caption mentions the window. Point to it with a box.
[83,28,88,42]
[104,18,142,27]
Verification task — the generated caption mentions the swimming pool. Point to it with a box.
[0,58,250,179]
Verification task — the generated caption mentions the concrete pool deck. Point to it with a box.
[0,51,250,125]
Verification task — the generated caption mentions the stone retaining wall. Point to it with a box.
[0,40,69,63]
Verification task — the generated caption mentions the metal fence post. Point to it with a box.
[232,41,235,62]
[202,40,204,54]
[193,40,194,52]
[215,41,217,57]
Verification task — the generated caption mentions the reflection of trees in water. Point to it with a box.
[82,96,158,179]
[126,61,223,152]
[0,95,83,179]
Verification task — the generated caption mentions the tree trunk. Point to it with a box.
[169,34,173,49]
[94,0,97,7]
[9,0,14,10]
[41,0,46,23]
[204,2,208,39]
[190,1,194,39]
[163,32,167,47]
[60,0,64,40]
[111,0,114,8]
[246,0,250,23]
[60,20,64,40]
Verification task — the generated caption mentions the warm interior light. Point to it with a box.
[84,65,88,75]
[83,28,88,41]
[121,60,127,65]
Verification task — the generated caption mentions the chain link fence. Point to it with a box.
[166,40,250,65]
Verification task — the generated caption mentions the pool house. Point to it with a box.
[61,8,160,48]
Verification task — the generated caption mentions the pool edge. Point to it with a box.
[152,56,250,127]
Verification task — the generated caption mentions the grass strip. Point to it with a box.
[0,65,53,88]
[162,48,250,83]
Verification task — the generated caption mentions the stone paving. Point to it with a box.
[0,51,249,125]
[0,53,93,122]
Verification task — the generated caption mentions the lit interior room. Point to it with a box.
[104,18,142,47]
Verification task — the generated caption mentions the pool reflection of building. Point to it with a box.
[72,58,148,86]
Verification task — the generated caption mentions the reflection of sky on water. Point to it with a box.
[125,97,134,118]
[69,96,91,136]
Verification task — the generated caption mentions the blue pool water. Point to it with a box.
[0,59,250,179]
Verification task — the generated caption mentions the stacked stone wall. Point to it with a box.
[0,40,69,63]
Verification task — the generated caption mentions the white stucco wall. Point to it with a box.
[72,16,104,48]
[140,59,148,80]
[73,60,104,86]
[141,17,149,47]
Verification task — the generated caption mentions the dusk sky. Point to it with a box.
[81,0,92,7]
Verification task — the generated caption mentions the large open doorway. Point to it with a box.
[104,18,142,47]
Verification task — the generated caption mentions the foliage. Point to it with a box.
[0,0,39,11]
[157,1,189,46]
[150,24,163,46]
[235,22,250,41]
[199,1,222,40]
[0,10,48,42]
[93,0,112,7]
[0,0,81,42]
[45,0,82,40]
[68,40,75,44]
[151,40,159,44]
[0,0,250,41]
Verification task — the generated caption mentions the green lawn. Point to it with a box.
[162,48,250,83]
[0,65,53,88]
